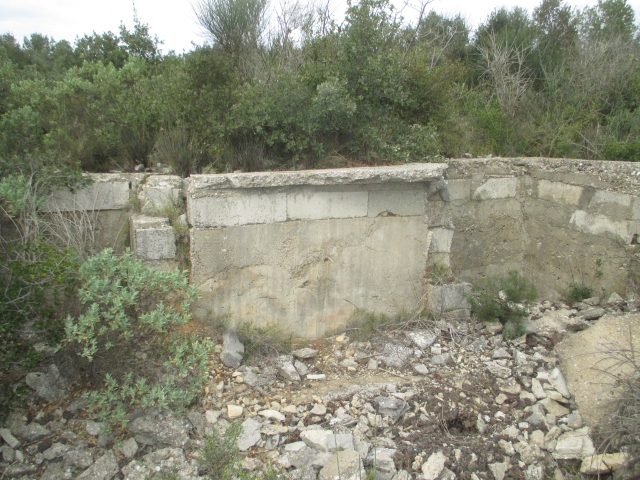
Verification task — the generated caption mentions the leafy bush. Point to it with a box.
[566,282,594,303]
[469,271,537,339]
[63,249,209,431]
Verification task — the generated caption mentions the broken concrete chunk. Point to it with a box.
[421,451,447,480]
[25,364,67,402]
[580,453,630,474]
[220,330,244,368]
[291,348,318,359]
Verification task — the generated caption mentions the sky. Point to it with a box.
[1,0,639,54]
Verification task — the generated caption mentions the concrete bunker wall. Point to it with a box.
[431,159,640,301]
[26,159,640,339]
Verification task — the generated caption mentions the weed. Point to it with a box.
[566,282,593,303]
[199,422,243,480]
[428,263,453,286]
[593,327,640,477]
[469,271,537,340]
[236,321,292,361]
[345,309,404,341]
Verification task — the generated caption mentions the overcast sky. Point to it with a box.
[1,0,638,54]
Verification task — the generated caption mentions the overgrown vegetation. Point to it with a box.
[566,282,594,303]
[469,271,537,339]
[1,0,639,180]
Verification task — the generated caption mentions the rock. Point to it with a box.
[548,367,571,398]
[489,462,508,480]
[227,405,244,418]
[525,464,544,480]
[393,471,412,480]
[366,448,397,480]
[421,451,447,480]
[341,358,358,368]
[0,429,20,449]
[439,468,456,480]
[484,361,512,379]
[278,358,302,382]
[413,364,429,375]
[220,330,244,368]
[531,378,546,399]
[553,427,595,459]
[530,430,545,446]
[498,440,515,455]
[539,398,570,416]
[259,409,286,422]
[76,450,119,480]
[1,463,38,478]
[580,453,630,474]
[16,422,50,442]
[25,364,67,402]
[367,359,378,370]
[431,353,453,365]
[1,445,15,463]
[492,348,511,359]
[310,404,327,416]
[319,450,364,480]
[238,418,262,451]
[64,448,94,469]
[405,330,437,349]
[119,438,138,458]
[520,391,536,403]
[127,410,191,448]
[300,430,354,452]
[607,292,625,307]
[484,322,503,335]
[294,360,309,375]
[566,412,583,429]
[495,393,508,405]
[515,442,545,465]
[498,377,522,394]
[205,410,222,424]
[307,374,327,381]
[43,442,69,460]
[291,348,318,359]
[86,421,102,436]
[580,308,605,320]
[381,343,414,368]
[372,396,409,423]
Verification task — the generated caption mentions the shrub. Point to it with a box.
[566,282,593,303]
[469,271,537,339]
[63,249,210,431]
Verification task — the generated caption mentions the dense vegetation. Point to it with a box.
[1,0,639,180]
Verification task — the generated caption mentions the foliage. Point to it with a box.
[236,321,292,360]
[64,248,197,359]
[469,271,537,339]
[199,422,243,480]
[566,283,594,303]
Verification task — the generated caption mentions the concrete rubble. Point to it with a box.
[2,296,638,479]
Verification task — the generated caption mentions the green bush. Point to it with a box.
[63,249,210,432]
[566,282,594,303]
[469,271,537,339]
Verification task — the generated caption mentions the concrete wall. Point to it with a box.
[187,164,448,338]
[431,159,640,301]
[11,159,637,339]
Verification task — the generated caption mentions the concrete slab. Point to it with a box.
[130,215,176,260]
[473,177,518,199]
[537,179,583,206]
[139,175,182,214]
[367,185,425,217]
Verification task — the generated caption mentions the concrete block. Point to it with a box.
[633,197,640,220]
[569,210,633,243]
[43,175,130,212]
[473,177,517,200]
[287,187,368,220]
[428,283,472,316]
[537,179,583,206]
[188,189,286,228]
[368,186,424,217]
[139,175,182,213]
[447,179,472,201]
[589,190,632,208]
[429,228,454,253]
[130,215,176,260]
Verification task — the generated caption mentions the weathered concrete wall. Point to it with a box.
[188,164,448,337]
[432,159,640,301]
[11,159,636,339]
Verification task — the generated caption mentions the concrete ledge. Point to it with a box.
[188,163,447,194]
[287,187,368,220]
[42,174,131,212]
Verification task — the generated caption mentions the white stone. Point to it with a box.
[300,430,355,453]
[553,427,595,460]
[238,418,262,451]
[549,367,571,398]
[307,374,327,381]
[421,451,447,480]
[489,462,509,480]
[258,410,286,422]
[227,405,243,419]
[531,379,547,399]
